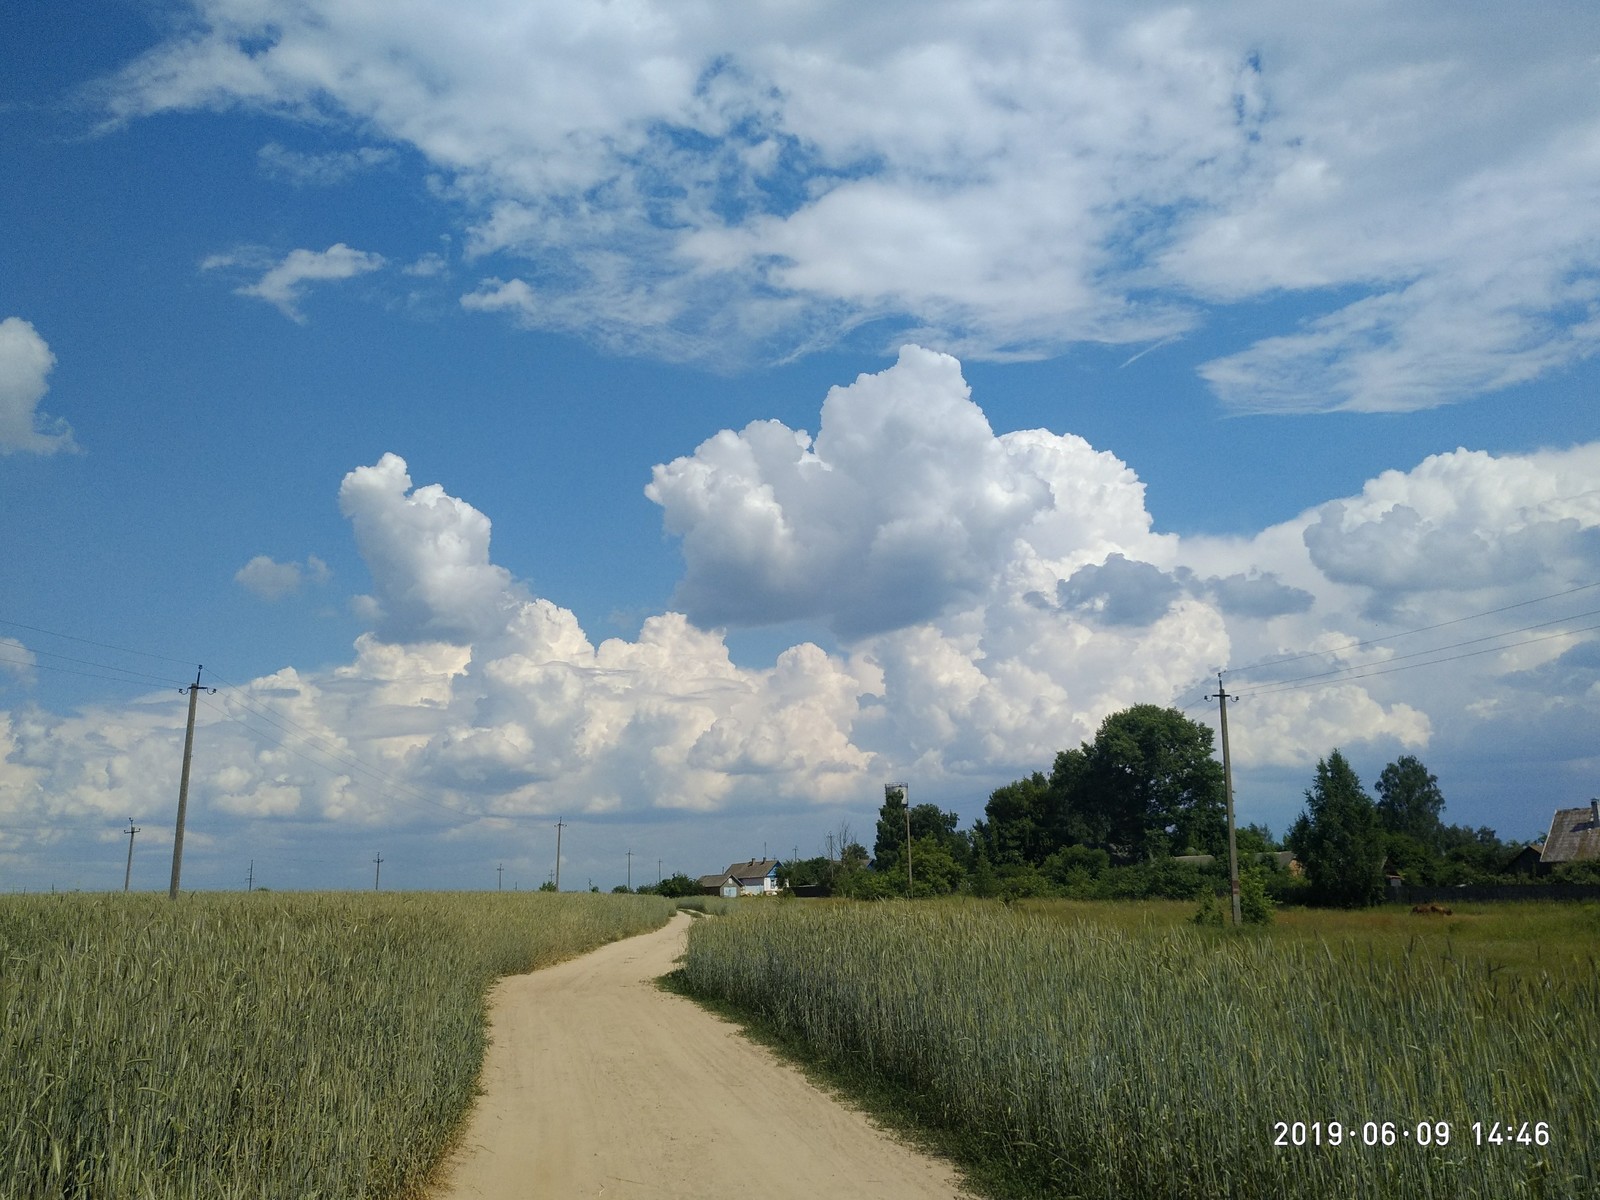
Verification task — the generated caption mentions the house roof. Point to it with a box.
[1540,802,1600,864]
[698,874,736,889]
[725,858,779,881]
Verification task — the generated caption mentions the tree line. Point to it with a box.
[635,704,1585,907]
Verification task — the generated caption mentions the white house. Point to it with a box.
[724,858,781,896]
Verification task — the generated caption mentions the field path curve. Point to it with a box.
[429,911,973,1200]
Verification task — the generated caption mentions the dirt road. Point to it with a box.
[430,912,972,1200]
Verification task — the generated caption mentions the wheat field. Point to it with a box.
[682,899,1599,1199]
[0,890,674,1199]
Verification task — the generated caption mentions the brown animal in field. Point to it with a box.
[1410,903,1453,916]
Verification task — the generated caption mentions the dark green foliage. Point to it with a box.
[652,872,702,898]
[1239,867,1275,924]
[1289,750,1385,907]
[1192,891,1226,926]
[1375,755,1445,849]
[1235,822,1276,855]
[1382,831,1438,885]
[873,784,909,865]
[972,772,1052,866]
[1073,705,1227,861]
[978,706,1225,868]
[1552,860,1600,884]
[782,855,836,889]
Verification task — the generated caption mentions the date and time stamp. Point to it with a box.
[1273,1120,1551,1150]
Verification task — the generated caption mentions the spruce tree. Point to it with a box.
[1290,749,1385,907]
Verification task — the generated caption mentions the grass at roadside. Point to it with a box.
[676,898,1599,1199]
[0,890,674,1199]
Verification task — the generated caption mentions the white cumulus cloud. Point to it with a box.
[647,345,1160,637]
[0,318,77,456]
[235,554,331,601]
[4,354,1598,848]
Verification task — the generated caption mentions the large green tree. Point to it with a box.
[972,772,1051,866]
[977,706,1225,866]
[1374,755,1445,849]
[1071,705,1226,863]
[1288,750,1385,907]
[874,787,965,875]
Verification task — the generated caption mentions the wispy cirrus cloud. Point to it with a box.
[205,243,386,322]
[102,1,1600,409]
[257,141,394,186]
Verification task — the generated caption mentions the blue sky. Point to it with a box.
[3,0,1598,892]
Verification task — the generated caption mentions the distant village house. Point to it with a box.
[699,858,781,897]
[1539,799,1600,870]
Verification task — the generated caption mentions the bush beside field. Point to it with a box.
[681,900,1600,1199]
[0,891,674,1200]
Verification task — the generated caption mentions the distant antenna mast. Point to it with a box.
[553,819,566,891]
[169,666,215,900]
[887,783,911,897]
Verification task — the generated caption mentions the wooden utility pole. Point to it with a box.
[626,849,632,891]
[169,667,212,900]
[123,819,140,892]
[1208,672,1242,926]
[373,852,384,890]
[553,819,566,891]
[497,863,503,891]
[246,860,253,892]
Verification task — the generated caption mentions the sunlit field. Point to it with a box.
[1011,896,1600,983]
[0,891,674,1199]
[681,898,1599,1199]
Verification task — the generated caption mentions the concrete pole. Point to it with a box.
[1214,673,1242,926]
[169,668,205,900]
[123,819,140,892]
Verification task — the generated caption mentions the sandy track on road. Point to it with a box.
[430,912,972,1200]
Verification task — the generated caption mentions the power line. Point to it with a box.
[1235,607,1600,693]
[0,649,187,691]
[0,644,185,688]
[0,616,194,666]
[1238,621,1600,699]
[1226,580,1600,678]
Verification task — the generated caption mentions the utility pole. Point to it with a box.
[887,783,911,897]
[169,667,213,900]
[497,863,503,891]
[123,819,140,892]
[657,858,662,887]
[373,852,384,891]
[553,819,565,891]
[1207,672,1242,927]
[246,860,253,892]
[626,849,632,891]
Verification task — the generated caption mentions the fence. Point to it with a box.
[1389,882,1600,904]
